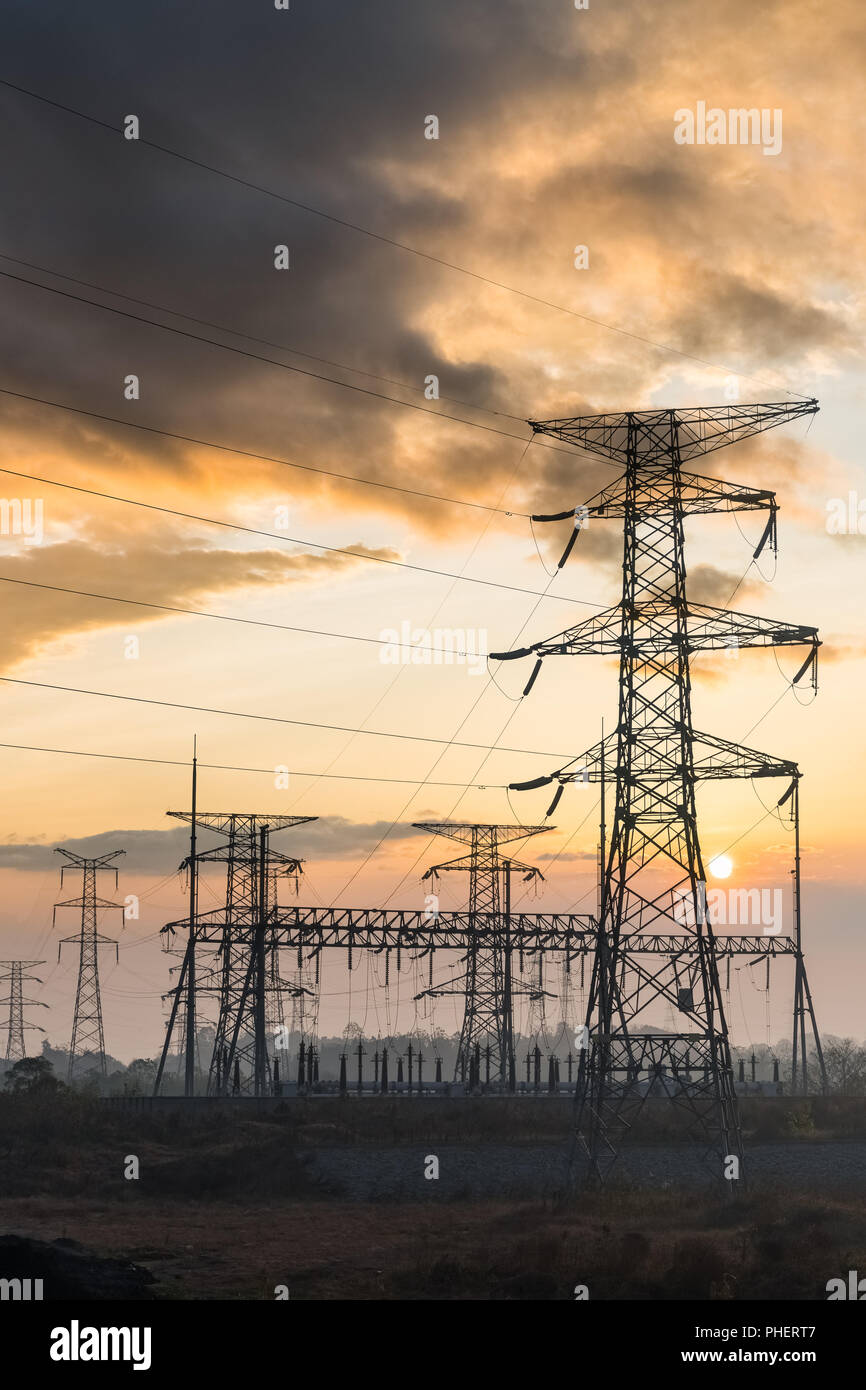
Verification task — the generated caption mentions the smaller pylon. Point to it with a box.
[412,822,549,1088]
[53,850,125,1081]
[0,961,46,1060]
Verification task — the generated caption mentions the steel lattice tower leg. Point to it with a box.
[787,776,827,1095]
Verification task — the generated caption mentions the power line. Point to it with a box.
[22,370,520,502]
[339,522,564,903]
[0,739,505,788]
[282,440,542,825]
[0,267,572,449]
[0,675,575,760]
[0,250,532,429]
[0,76,808,399]
[0,572,592,653]
[0,434,603,608]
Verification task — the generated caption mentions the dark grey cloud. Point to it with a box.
[0,815,425,873]
[686,563,759,607]
[0,0,852,633]
[290,816,423,860]
[0,0,567,509]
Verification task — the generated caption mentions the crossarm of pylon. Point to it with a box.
[490,604,623,661]
[167,812,317,833]
[491,603,818,663]
[53,895,125,912]
[510,725,798,799]
[678,473,776,517]
[558,471,776,520]
[686,604,819,654]
[535,472,775,526]
[531,474,627,523]
[528,400,817,464]
[411,821,551,848]
[58,932,120,948]
[690,730,798,782]
[425,851,543,877]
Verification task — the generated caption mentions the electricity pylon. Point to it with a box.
[493,401,821,1181]
[412,821,548,1088]
[0,960,46,1060]
[155,812,315,1096]
[53,850,125,1081]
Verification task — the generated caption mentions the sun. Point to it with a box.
[708,854,733,879]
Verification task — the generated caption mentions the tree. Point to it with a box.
[124,1058,157,1094]
[822,1037,866,1096]
[3,1056,63,1095]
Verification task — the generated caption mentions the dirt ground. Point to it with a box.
[2,1094,865,1299]
[2,1187,864,1300]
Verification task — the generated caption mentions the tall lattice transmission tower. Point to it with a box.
[493,401,821,1180]
[53,850,125,1081]
[0,960,46,1060]
[413,822,548,1088]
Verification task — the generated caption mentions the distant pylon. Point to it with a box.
[412,822,548,1088]
[53,850,125,1081]
[0,960,46,1060]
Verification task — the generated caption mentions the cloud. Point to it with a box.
[815,640,866,665]
[289,817,424,860]
[0,816,427,873]
[0,535,399,670]
[687,564,761,607]
[1,0,857,554]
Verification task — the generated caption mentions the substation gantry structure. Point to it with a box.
[154,808,571,1097]
[153,824,822,1105]
[490,401,825,1181]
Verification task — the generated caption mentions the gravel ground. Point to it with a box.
[301,1141,866,1198]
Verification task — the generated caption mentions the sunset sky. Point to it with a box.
[0,0,863,1062]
